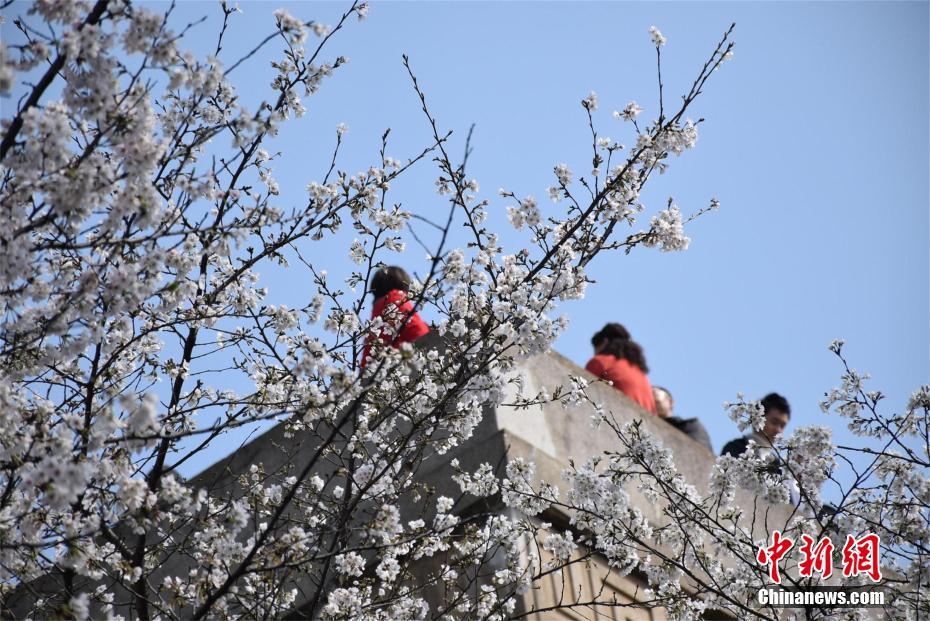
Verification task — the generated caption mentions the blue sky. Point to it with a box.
[5,1,928,481]
[212,1,928,461]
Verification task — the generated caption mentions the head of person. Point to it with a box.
[760,392,790,442]
[590,323,649,373]
[653,386,673,418]
[370,266,412,299]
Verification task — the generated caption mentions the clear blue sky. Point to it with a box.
[5,2,928,478]
[208,1,928,460]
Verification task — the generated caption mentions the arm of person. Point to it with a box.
[585,357,606,377]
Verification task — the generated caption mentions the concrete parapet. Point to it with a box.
[3,345,794,619]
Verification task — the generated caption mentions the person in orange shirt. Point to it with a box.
[361,266,430,368]
[585,323,656,414]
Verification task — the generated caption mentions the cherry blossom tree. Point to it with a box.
[5,2,922,621]
[505,345,929,620]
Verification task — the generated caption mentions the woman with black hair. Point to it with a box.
[585,323,657,414]
[361,266,429,368]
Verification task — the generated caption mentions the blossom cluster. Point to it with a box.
[14,6,902,621]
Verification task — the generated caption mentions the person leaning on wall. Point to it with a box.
[361,266,430,368]
[585,323,657,414]
[652,385,713,452]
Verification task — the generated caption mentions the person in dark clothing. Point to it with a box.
[721,392,799,504]
[720,393,790,458]
[653,386,713,452]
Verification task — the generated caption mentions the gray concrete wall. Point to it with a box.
[4,346,788,619]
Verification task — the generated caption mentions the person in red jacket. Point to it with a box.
[585,323,657,414]
[361,266,429,368]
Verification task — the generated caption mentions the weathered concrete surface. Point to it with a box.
[4,346,789,619]
[166,346,761,542]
